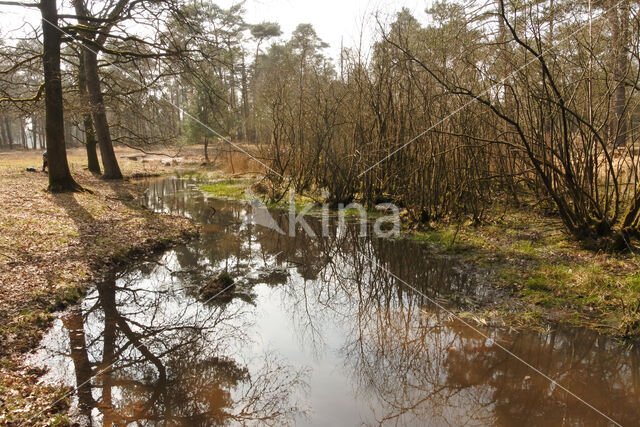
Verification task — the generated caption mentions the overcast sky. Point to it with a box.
[0,0,432,63]
[225,0,432,60]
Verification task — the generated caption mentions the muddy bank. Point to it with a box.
[0,159,197,425]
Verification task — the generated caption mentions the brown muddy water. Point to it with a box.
[30,176,640,426]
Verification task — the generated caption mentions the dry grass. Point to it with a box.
[204,144,266,176]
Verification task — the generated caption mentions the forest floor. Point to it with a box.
[0,148,201,425]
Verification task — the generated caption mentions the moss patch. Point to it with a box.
[199,179,254,200]
[403,210,640,337]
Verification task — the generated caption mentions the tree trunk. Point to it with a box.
[30,115,36,149]
[83,49,122,179]
[607,0,630,147]
[83,116,100,173]
[40,117,45,149]
[4,117,13,149]
[0,117,7,148]
[72,0,122,179]
[241,54,250,141]
[78,50,101,173]
[20,117,27,148]
[41,0,82,192]
[64,119,72,147]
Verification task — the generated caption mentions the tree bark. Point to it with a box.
[83,116,100,173]
[63,118,72,147]
[83,49,122,179]
[78,50,101,173]
[41,0,82,192]
[241,54,250,141]
[4,117,13,149]
[20,117,27,148]
[30,115,36,149]
[0,117,7,148]
[40,117,46,149]
[72,0,122,179]
[607,0,630,147]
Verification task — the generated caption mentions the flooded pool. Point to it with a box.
[31,177,640,425]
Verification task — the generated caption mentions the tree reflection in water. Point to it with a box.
[36,251,308,426]
[32,176,640,426]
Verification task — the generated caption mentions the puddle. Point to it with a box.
[30,176,640,425]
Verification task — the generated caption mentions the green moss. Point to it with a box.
[408,229,456,246]
[626,272,640,293]
[525,292,557,308]
[512,240,537,255]
[526,276,552,292]
[52,284,85,310]
[519,309,544,324]
[199,179,253,200]
[542,264,571,285]
[497,266,521,285]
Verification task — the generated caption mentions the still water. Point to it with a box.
[31,177,640,426]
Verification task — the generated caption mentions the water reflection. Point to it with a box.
[32,177,640,426]
[39,254,307,425]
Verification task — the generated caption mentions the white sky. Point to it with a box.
[226,0,432,61]
[0,0,433,63]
